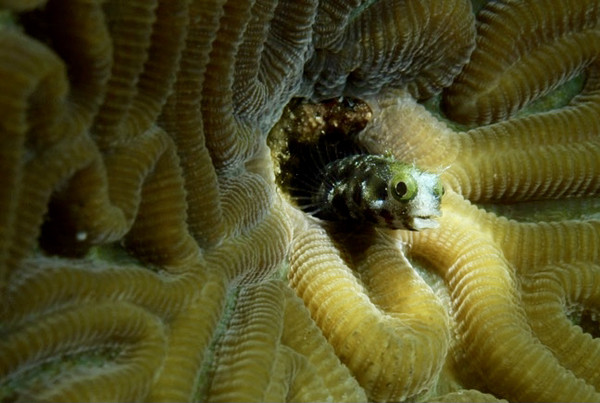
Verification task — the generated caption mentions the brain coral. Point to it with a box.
[0,0,599,402]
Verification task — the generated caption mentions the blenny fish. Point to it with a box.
[270,97,444,231]
[289,150,443,230]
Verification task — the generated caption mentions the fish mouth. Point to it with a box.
[406,215,440,231]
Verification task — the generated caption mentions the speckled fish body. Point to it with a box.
[305,153,443,230]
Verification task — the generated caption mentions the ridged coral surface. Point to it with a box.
[1,0,600,402]
[442,0,600,125]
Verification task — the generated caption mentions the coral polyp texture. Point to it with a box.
[1,0,599,402]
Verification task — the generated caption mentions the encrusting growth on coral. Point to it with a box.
[1,0,600,402]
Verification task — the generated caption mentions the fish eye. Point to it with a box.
[390,173,417,201]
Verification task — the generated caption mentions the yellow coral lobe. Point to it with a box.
[148,275,227,402]
[199,0,259,168]
[498,219,600,273]
[361,91,460,171]
[220,169,274,238]
[204,197,292,284]
[266,345,333,402]
[122,133,201,269]
[158,0,227,248]
[522,262,600,390]
[206,279,362,402]
[281,284,367,402]
[4,257,204,324]
[207,280,285,402]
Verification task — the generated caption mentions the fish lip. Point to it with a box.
[408,215,440,231]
